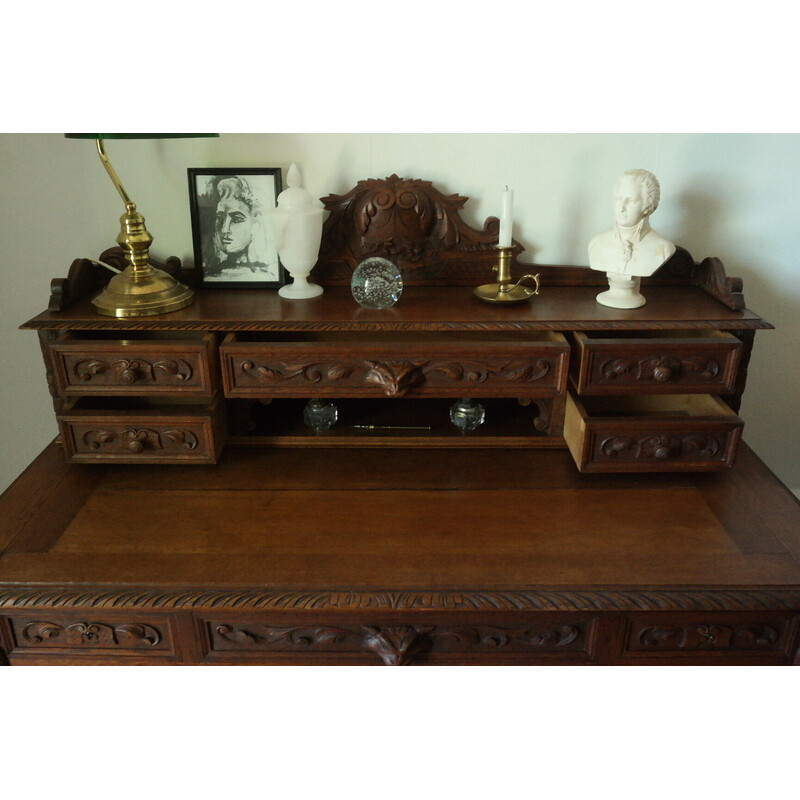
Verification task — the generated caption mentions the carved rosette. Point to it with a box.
[19,620,162,648]
[74,357,193,385]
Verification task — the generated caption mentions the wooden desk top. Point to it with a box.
[2,441,799,613]
[21,285,770,333]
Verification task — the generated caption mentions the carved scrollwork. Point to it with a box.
[211,621,585,664]
[433,624,581,650]
[598,356,720,384]
[600,434,721,462]
[82,427,199,453]
[215,624,357,648]
[636,622,780,651]
[239,360,353,384]
[427,359,552,385]
[74,357,193,384]
[235,356,556,397]
[20,620,162,648]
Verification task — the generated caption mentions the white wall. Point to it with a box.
[1,133,798,494]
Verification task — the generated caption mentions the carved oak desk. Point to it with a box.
[1,440,800,665]
[8,174,795,664]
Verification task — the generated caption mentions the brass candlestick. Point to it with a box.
[474,246,540,304]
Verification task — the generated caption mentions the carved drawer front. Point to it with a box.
[50,332,218,396]
[5,615,175,659]
[202,614,593,665]
[570,330,742,395]
[622,613,797,661]
[219,332,569,399]
[564,390,743,472]
[57,394,226,464]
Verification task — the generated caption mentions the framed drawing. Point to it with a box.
[188,167,285,288]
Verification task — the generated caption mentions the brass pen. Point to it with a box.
[352,425,432,430]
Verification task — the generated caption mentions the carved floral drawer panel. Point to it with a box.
[620,612,799,662]
[51,332,219,396]
[570,330,742,395]
[219,332,569,399]
[2,614,176,662]
[564,391,743,472]
[199,613,596,665]
[57,394,226,464]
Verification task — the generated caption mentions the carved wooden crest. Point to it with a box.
[316,175,522,286]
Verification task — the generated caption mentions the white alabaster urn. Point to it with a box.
[271,163,325,299]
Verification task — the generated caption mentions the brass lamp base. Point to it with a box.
[92,266,194,318]
[473,282,539,304]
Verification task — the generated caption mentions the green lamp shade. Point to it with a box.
[66,133,218,139]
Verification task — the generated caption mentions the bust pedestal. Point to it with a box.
[595,272,646,309]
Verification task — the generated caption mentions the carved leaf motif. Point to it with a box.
[363,361,427,397]
[362,625,433,666]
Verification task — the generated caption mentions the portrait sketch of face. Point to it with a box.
[188,168,285,289]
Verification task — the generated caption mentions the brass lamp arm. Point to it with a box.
[96,139,136,211]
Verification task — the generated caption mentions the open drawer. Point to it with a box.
[57,394,227,464]
[563,390,743,472]
[220,331,569,399]
[50,332,219,396]
[570,330,742,395]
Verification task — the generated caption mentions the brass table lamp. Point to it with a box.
[66,133,217,318]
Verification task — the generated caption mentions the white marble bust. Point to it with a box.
[588,169,675,308]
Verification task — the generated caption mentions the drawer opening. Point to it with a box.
[62,395,218,413]
[572,394,738,419]
[226,397,563,447]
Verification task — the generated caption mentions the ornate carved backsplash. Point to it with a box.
[315,174,522,286]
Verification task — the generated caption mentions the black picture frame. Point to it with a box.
[188,167,285,288]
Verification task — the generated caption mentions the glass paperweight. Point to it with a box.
[351,257,403,309]
[303,399,338,431]
[449,398,485,432]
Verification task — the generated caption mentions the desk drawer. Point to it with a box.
[5,614,175,662]
[220,332,569,399]
[564,391,743,472]
[57,394,226,464]
[51,332,218,396]
[570,330,742,395]
[621,612,797,662]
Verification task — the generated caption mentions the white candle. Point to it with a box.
[499,187,514,247]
